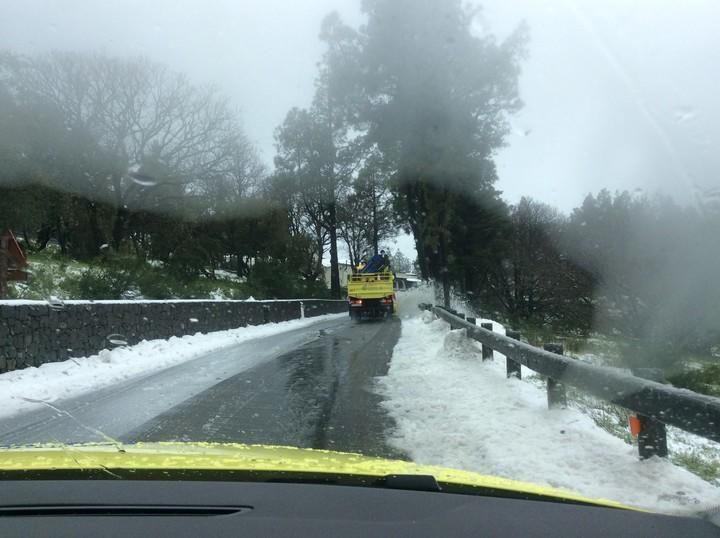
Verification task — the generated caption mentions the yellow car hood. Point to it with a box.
[0,442,631,510]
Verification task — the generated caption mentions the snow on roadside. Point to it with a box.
[378,312,720,513]
[0,314,345,421]
[395,285,435,319]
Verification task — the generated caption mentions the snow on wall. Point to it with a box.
[0,313,346,421]
[0,299,346,371]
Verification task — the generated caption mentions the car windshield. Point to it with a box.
[1,0,719,516]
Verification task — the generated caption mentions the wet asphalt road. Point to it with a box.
[0,316,403,458]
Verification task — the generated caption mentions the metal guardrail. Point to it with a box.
[420,304,720,458]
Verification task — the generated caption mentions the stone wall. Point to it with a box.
[0,299,347,372]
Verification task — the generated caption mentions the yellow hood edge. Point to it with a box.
[0,442,635,511]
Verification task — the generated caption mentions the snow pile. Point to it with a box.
[214,269,244,282]
[0,314,344,421]
[209,288,231,300]
[378,314,720,513]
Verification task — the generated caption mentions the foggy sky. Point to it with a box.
[2,0,719,215]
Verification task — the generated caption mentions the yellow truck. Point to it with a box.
[347,272,397,320]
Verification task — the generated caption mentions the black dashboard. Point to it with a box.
[0,480,717,537]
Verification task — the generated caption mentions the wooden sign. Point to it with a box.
[0,229,29,295]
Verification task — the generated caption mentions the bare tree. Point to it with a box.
[2,51,257,249]
[273,99,357,298]
[487,197,594,330]
[337,155,395,266]
[264,170,329,283]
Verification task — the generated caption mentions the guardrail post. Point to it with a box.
[543,343,566,408]
[481,322,493,361]
[505,330,522,379]
[262,305,270,324]
[636,415,668,459]
[632,368,668,459]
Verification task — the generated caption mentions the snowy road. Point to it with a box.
[0,316,402,458]
[4,301,718,514]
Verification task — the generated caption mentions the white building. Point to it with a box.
[323,263,354,289]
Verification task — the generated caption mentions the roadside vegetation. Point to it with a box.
[515,339,720,486]
[7,247,334,301]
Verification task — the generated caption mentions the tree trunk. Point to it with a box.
[345,238,357,269]
[328,203,341,298]
[57,217,67,255]
[37,224,52,251]
[464,266,474,294]
[439,234,451,308]
[235,253,243,278]
[111,173,126,251]
[22,228,33,251]
[111,207,128,251]
[371,172,379,254]
[0,234,8,299]
[405,180,429,278]
[315,229,325,279]
[132,232,144,258]
[88,201,103,256]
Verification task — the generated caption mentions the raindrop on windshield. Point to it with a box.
[106,334,128,347]
[673,106,697,123]
[129,172,158,187]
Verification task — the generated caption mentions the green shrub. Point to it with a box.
[10,250,76,299]
[246,260,302,299]
[672,451,720,485]
[11,250,314,301]
[668,364,720,397]
[134,268,178,299]
[69,266,135,300]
